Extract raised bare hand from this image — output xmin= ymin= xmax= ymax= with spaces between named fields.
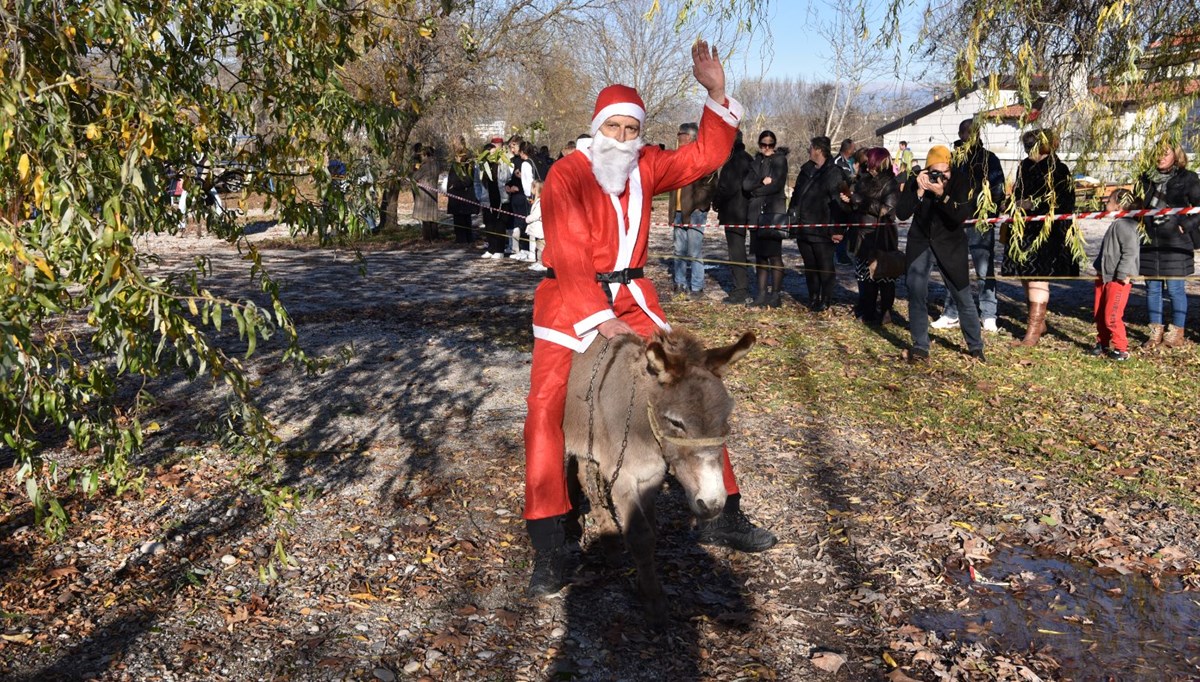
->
xmin=692 ymin=39 xmax=726 ymax=104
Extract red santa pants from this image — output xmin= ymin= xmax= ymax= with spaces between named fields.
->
xmin=523 ymin=313 xmax=740 ymax=521
xmin=1093 ymin=278 xmax=1132 ymax=352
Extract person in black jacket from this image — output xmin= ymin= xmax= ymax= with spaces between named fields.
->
xmin=787 ymin=136 xmax=844 ymax=311
xmin=447 ymin=136 xmax=480 ymax=244
xmin=1139 ymin=141 xmax=1200 ymax=349
xmin=841 ymin=147 xmax=901 ymax=324
xmin=743 ymin=130 xmax=789 ymax=308
xmin=1001 ymin=129 xmax=1078 ymax=346
xmin=896 ymin=145 xmax=985 ymax=362
xmin=714 ymin=131 xmax=754 ymax=304
xmin=931 ymin=119 xmax=1005 ymax=332
xmin=479 ymin=137 xmax=512 ymax=258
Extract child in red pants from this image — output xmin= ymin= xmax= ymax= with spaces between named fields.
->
xmin=1091 ymin=189 xmax=1140 ymax=360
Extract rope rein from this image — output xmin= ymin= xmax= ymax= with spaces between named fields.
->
xmin=645 ymin=403 xmax=727 ymax=448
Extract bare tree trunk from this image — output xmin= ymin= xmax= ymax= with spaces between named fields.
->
xmin=379 ymin=180 xmax=403 ymax=232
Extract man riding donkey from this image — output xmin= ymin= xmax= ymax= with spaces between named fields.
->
xmin=524 ymin=40 xmax=777 ymax=598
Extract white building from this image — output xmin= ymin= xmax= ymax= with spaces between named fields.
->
xmin=876 ymin=78 xmax=1053 ymax=181
xmin=473 ymin=119 xmax=507 ymax=141
xmin=877 ymin=64 xmax=1198 ymax=186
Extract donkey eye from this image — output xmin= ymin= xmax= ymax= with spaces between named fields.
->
xmin=667 ymin=417 xmax=686 ymax=431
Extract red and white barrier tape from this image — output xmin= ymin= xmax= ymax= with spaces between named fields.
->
xmin=418 ymin=181 xmax=1200 ymax=231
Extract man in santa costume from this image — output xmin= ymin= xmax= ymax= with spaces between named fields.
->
xmin=524 ymin=40 xmax=777 ymax=598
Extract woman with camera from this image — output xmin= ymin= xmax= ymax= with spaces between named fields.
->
xmin=743 ymin=130 xmax=789 ymax=308
xmin=896 ymin=145 xmax=985 ymax=362
xmin=1001 ymin=129 xmax=1078 ymax=346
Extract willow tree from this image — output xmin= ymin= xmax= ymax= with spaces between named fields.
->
xmin=905 ymin=1 xmax=1200 ymax=260
xmin=345 ymin=0 xmax=614 ymax=233
xmin=0 ymin=0 xmax=379 ymax=532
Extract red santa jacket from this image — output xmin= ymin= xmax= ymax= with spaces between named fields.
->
xmin=533 ymin=96 xmax=743 ymax=352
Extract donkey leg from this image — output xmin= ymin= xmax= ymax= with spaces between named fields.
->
xmin=617 ymin=483 xmax=667 ymax=626
xmin=564 ymin=456 xmax=584 ymax=545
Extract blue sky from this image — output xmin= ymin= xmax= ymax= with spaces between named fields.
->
xmin=727 ymin=0 xmax=934 ymax=91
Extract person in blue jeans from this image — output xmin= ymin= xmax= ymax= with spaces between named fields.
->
xmin=932 ymin=119 xmax=1005 ymax=333
xmin=896 ymin=145 xmax=985 ymax=363
xmin=670 ymin=122 xmax=717 ymax=299
xmin=1139 ymin=141 xmax=1200 ymax=349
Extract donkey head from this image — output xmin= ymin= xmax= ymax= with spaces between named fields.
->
xmin=644 ymin=329 xmax=756 ymax=520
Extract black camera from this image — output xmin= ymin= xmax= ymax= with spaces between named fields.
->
xmin=926 ymin=169 xmax=947 ymax=183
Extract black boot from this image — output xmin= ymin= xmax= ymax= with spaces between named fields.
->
xmin=526 ymin=516 xmax=571 ymax=598
xmin=697 ymin=494 xmax=777 ymax=553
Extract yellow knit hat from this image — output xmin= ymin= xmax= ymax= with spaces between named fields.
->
xmin=925 ymin=145 xmax=951 ymax=167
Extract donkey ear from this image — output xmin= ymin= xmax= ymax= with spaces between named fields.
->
xmin=704 ymin=331 xmax=756 ymax=376
xmin=646 ymin=342 xmax=682 ymax=383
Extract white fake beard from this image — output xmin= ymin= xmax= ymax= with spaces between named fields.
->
xmin=590 ymin=134 xmax=644 ymax=195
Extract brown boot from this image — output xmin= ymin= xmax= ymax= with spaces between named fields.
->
xmin=1163 ymin=324 xmax=1186 ymax=348
xmin=1011 ymin=301 xmax=1048 ymax=347
xmin=1143 ymin=323 xmax=1165 ymax=350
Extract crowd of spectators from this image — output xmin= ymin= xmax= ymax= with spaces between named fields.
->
xmin=414 ymin=122 xmax=1199 ymax=362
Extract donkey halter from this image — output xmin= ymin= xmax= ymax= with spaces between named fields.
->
xmin=646 ymin=403 xmax=727 ymax=448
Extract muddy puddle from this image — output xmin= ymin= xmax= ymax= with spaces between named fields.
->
xmin=914 ymin=545 xmax=1200 ymax=680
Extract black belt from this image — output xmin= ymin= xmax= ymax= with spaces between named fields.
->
xmin=543 ymin=267 xmax=644 ymax=284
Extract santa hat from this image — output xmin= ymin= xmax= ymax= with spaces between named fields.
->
xmin=590 ymin=85 xmax=646 ymax=137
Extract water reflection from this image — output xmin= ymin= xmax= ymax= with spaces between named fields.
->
xmin=914 ymin=545 xmax=1200 ymax=680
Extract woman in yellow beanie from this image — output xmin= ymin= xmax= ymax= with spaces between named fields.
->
xmin=895 ymin=145 xmax=986 ymax=362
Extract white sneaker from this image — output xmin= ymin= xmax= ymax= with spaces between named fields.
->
xmin=982 ymin=318 xmax=999 ymax=332
xmin=481 ymin=251 xmax=495 ymax=259
xmin=528 ymin=262 xmax=547 ymax=272
xmin=931 ymin=315 xmax=960 ymax=329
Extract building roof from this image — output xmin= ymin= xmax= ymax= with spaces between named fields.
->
xmin=980 ymin=95 xmax=1046 ymax=123
xmin=874 ymin=75 xmax=1048 ymax=137
xmin=1092 ymin=78 xmax=1200 ymax=106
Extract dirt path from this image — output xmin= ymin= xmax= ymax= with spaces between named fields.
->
xmin=1 ymin=219 xmax=1197 ymax=681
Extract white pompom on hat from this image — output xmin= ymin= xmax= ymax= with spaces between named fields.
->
xmin=590 ymin=85 xmax=646 ymax=137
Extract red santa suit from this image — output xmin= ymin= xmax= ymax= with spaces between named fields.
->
xmin=523 ymin=87 xmax=745 ymax=521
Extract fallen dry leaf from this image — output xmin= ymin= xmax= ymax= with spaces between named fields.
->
xmin=810 ymin=651 xmax=846 ymax=673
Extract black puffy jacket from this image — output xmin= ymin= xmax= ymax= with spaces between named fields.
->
xmin=1139 ymin=168 xmax=1200 ymax=278
xmin=742 ymin=150 xmax=789 ymax=221
xmin=713 ymin=142 xmax=753 ymax=228
xmin=788 ymin=159 xmax=843 ymax=242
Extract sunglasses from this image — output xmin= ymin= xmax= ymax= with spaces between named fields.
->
xmin=759 ymin=142 xmax=776 ymax=148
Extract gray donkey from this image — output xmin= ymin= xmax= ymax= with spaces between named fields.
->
xmin=564 ymin=328 xmax=755 ymax=623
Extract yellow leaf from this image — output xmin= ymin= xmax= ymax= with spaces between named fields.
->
xmin=32 ymin=173 xmax=45 ymax=207
xmin=187 ymin=298 xmax=198 ymax=316
xmin=951 ymin=521 xmax=975 ymax=532
xmin=1 ymin=633 xmax=31 ymax=644
xmin=1037 ymin=628 xmax=1066 ymax=635
xmin=882 ymin=651 xmax=898 ymax=668
xmin=17 ymin=153 xmax=29 ymax=181
xmin=348 ymin=592 xmax=377 ymax=601
xmin=33 ymin=257 xmax=53 ymax=280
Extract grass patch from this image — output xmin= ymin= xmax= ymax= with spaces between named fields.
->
xmin=674 ymin=301 xmax=1200 ymax=509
